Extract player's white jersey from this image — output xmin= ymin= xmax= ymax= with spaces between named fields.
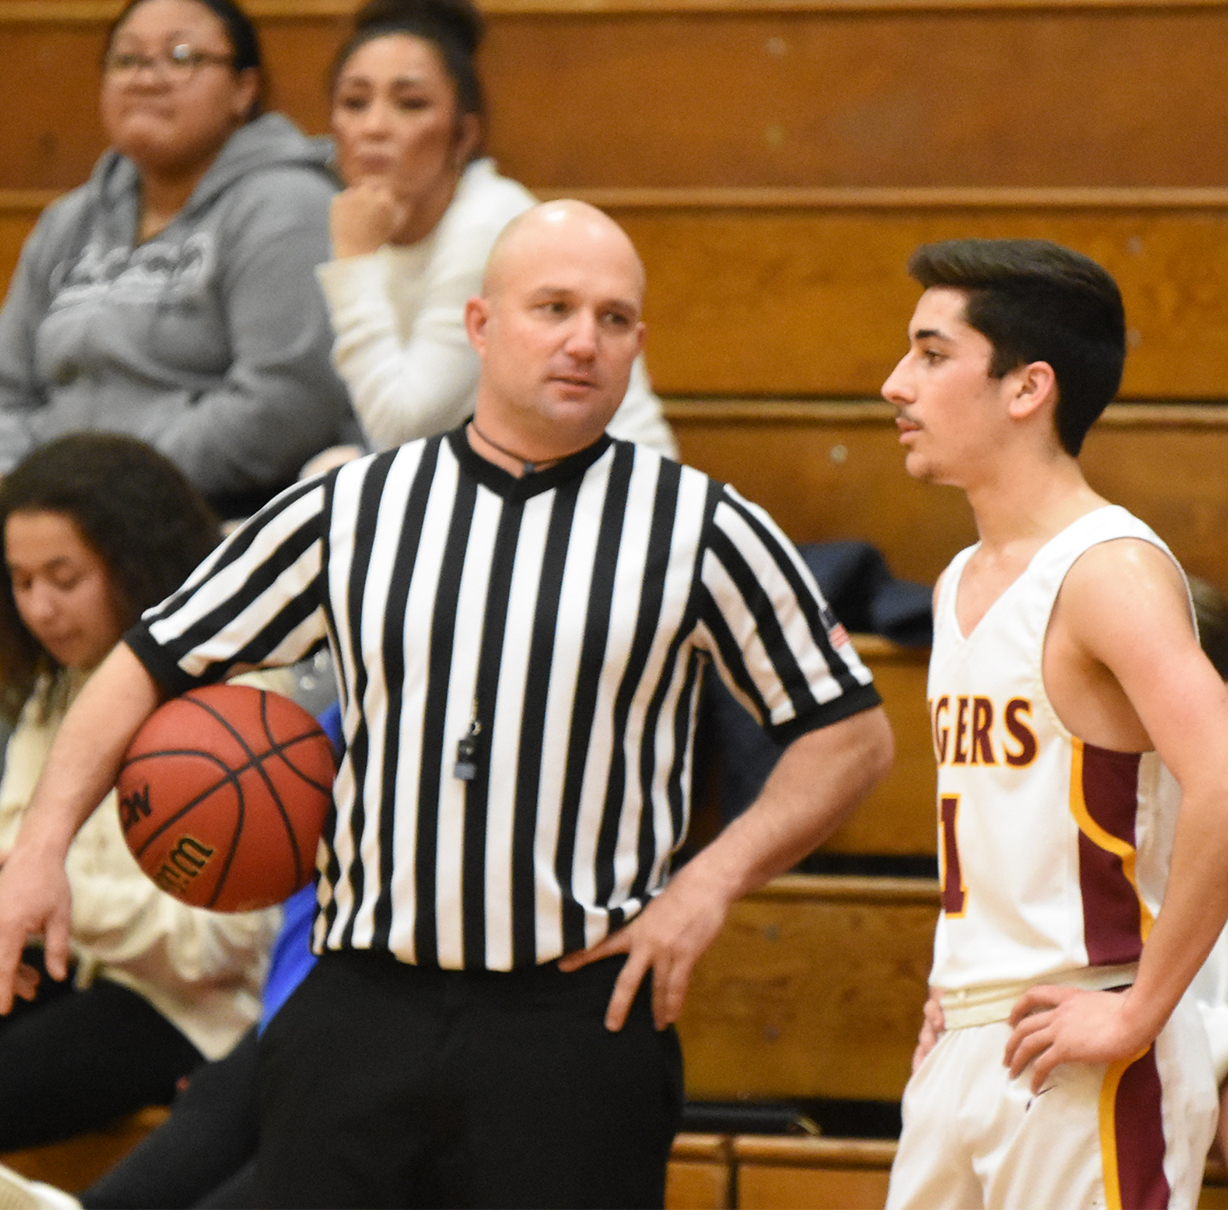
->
xmin=928 ymin=505 xmax=1184 ymax=993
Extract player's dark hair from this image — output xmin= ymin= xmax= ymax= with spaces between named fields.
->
xmin=105 ymin=0 xmax=265 ymax=120
xmin=907 ymin=238 xmax=1126 ymax=456
xmin=330 ymin=0 xmax=486 ymax=122
xmin=0 ymin=434 xmax=221 ymax=723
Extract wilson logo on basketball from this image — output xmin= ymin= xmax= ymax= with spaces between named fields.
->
xmin=154 ymin=835 xmax=217 ymax=898
xmin=119 ymin=784 xmax=153 ymax=834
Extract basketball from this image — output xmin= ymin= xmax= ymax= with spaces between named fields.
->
xmin=116 ymin=684 xmax=337 ymax=912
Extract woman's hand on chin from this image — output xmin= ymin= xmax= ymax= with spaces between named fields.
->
xmin=330 ymin=180 xmax=409 ymax=258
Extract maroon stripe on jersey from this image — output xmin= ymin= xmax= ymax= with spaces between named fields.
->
xmin=1112 ymin=1047 xmax=1170 ymax=1209
xmin=1077 ymin=743 xmax=1145 ymax=966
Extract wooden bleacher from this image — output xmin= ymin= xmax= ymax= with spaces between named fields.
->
xmin=677 ymin=874 xmax=938 ymax=1105
xmin=12 ymin=186 xmax=1228 ymax=402
xmin=2 ymin=1107 xmax=169 ymax=1193
xmin=6 ymin=0 xmax=1228 ymax=195
xmin=667 ymin=399 xmax=1228 ymax=590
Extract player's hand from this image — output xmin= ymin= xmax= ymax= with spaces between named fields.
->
xmin=330 ymin=181 xmax=409 ymax=259
xmin=558 ymin=869 xmax=733 ymax=1032
xmin=1004 ymin=985 xmax=1149 ymax=1092
xmin=912 ymin=989 xmax=945 ymax=1072
xmin=0 ymin=847 xmax=72 ymax=1014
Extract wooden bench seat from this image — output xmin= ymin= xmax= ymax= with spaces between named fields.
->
xmin=12 ymin=186 xmax=1228 ymax=399
xmin=7 ymin=0 xmax=1228 ymax=193
xmin=677 ymin=874 xmax=939 ymax=1104
xmin=1 ymin=1105 xmax=169 ymax=1193
xmin=826 ymin=637 xmax=933 ymax=859
xmin=668 ymin=400 xmax=1228 ymax=592
xmin=667 ymin=1133 xmax=734 ymax=1210
xmin=735 ymin=1136 xmax=896 ymax=1210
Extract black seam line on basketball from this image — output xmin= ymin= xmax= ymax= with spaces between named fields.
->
xmin=206 ymin=776 xmax=245 ymax=910
xmin=259 ymin=691 xmax=302 ymax=889
xmin=124 ymin=730 xmax=327 ymax=863
xmin=124 ymin=727 xmax=329 ymax=889
xmin=260 ymin=731 xmax=336 ymax=794
xmin=128 ymin=748 xmax=255 ymax=860
xmin=122 ymin=729 xmax=333 ymax=797
xmin=130 ymin=745 xmax=246 ymax=912
xmin=182 ymin=693 xmax=330 ymax=860
xmin=185 ymin=693 xmax=306 ymax=808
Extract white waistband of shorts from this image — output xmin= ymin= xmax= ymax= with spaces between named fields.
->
xmin=940 ymin=964 xmax=1139 ymax=1030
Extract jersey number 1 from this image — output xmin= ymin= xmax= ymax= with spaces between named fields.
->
xmin=940 ymin=795 xmax=966 ymax=916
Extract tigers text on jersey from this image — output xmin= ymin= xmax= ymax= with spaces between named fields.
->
xmin=127 ymin=428 xmax=879 ymax=972
xmin=928 ymin=505 xmax=1183 ymax=993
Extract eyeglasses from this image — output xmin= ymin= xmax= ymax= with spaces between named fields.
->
xmin=104 ymin=43 xmax=235 ymax=83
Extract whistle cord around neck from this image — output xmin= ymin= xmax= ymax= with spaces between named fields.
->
xmin=468 ymin=420 xmax=565 ymax=476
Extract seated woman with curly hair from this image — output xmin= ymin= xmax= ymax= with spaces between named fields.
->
xmin=0 ymin=432 xmax=280 ymax=1151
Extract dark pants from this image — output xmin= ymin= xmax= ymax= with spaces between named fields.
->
xmin=81 ymin=1027 xmax=260 ymax=1210
xmin=0 ymin=950 xmax=203 ymax=1150
xmin=256 ymin=951 xmax=684 ymax=1210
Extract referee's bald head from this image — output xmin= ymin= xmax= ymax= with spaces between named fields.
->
xmin=481 ymin=200 xmax=646 ymax=304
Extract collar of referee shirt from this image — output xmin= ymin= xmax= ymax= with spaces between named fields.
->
xmin=452 ymin=426 xmax=613 ymax=498
xmin=467 ymin=418 xmax=569 ymax=476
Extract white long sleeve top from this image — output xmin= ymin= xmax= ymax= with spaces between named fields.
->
xmin=0 ymin=670 xmax=283 ymax=1059
xmin=315 ymin=158 xmax=677 ymax=457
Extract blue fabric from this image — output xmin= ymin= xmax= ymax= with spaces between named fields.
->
xmin=257 ymin=701 xmax=342 ymax=1032
xmin=258 ymin=885 xmax=318 ymax=1034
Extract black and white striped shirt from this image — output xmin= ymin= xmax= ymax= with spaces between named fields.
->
xmin=128 ymin=429 xmax=880 ymax=971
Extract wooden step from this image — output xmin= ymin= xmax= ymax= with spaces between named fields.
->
xmin=1 ymin=1105 xmax=170 ymax=1193
xmin=12 ymin=188 xmax=1228 ymax=400
xmin=826 ymin=637 xmax=933 ymax=858
xmin=734 ymin=1136 xmax=896 ymax=1210
xmin=595 ymin=191 xmax=1228 ymax=399
xmin=667 ymin=1133 xmax=734 ymax=1210
xmin=6 ymin=1 xmax=1228 ymax=191
xmin=667 ymin=400 xmax=1228 ymax=593
xmin=677 ymin=874 xmax=938 ymax=1103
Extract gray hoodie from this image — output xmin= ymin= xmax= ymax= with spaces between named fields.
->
xmin=0 ymin=113 xmax=358 ymax=514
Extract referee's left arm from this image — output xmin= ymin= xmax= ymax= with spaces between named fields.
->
xmin=559 ymin=483 xmax=893 ymax=1030
xmin=559 ymin=703 xmax=892 ymax=1031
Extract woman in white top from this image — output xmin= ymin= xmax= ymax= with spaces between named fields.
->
xmin=0 ymin=433 xmax=279 ymax=1149
xmin=315 ymin=0 xmax=676 ymax=457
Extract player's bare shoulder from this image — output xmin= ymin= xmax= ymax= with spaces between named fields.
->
xmin=1045 ymin=536 xmax=1195 ymax=750
xmin=1054 ymin=536 xmax=1190 ymax=652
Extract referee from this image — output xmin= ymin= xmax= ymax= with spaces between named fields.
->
xmin=0 ymin=201 xmax=893 ymax=1209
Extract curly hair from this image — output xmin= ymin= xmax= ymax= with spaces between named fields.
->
xmin=0 ymin=434 xmax=220 ymax=722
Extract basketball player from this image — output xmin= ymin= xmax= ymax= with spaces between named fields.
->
xmin=881 ymin=238 xmax=1228 ymax=1209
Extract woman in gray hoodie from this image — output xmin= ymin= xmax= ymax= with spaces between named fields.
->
xmin=0 ymin=0 xmax=357 ymax=518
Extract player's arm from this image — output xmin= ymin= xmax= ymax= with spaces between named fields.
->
xmin=1005 ymin=539 xmax=1228 ymax=1088
xmin=560 ymin=704 xmax=893 ymax=1031
xmin=0 ymin=643 xmax=161 ymax=1011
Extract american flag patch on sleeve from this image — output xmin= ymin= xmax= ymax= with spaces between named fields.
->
xmin=819 ymin=602 xmax=852 ymax=648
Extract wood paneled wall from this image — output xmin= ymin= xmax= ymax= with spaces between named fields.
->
xmin=7 ymin=0 xmax=1228 ymax=191
xmin=677 ymin=875 xmax=938 ymax=1102
xmin=8 ymin=187 xmax=1228 ymax=400
xmin=670 ymin=400 xmax=1228 ymax=590
xmin=602 ymin=193 xmax=1228 ymax=399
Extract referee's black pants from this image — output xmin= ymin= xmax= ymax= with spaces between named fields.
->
xmin=255 ymin=950 xmax=684 ymax=1209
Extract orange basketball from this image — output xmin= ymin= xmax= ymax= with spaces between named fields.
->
xmin=116 ymin=684 xmax=336 ymax=912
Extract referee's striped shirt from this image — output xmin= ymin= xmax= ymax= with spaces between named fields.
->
xmin=128 ymin=428 xmax=881 ymax=971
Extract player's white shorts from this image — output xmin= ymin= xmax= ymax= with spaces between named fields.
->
xmin=886 ymin=998 xmax=1217 ymax=1210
